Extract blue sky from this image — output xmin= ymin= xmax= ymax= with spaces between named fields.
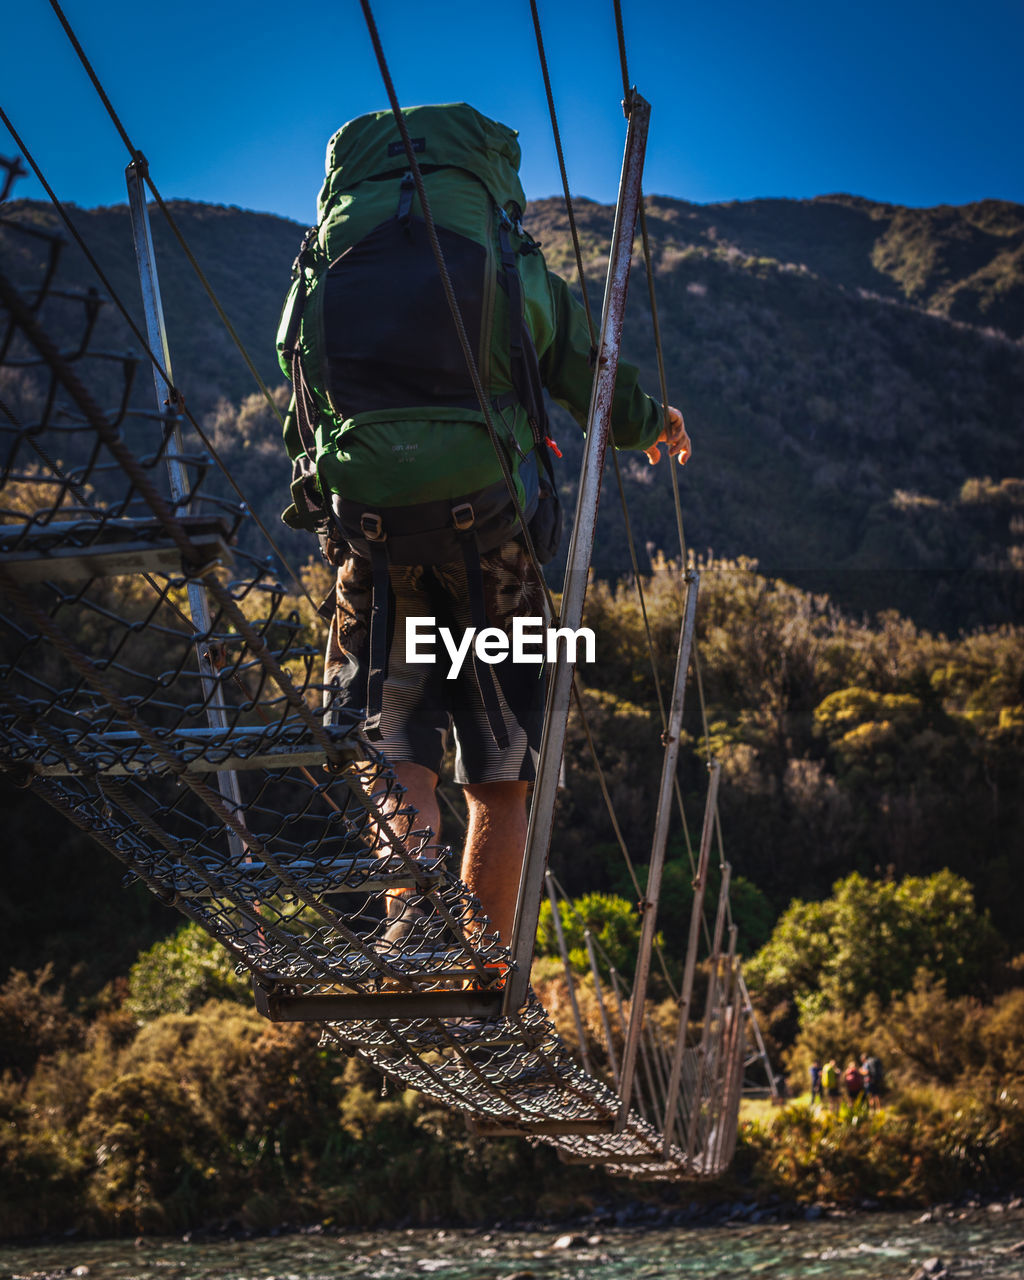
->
xmin=3 ymin=0 xmax=1022 ymax=225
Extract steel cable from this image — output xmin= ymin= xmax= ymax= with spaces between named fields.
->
xmin=0 ymin=104 xmax=316 ymax=611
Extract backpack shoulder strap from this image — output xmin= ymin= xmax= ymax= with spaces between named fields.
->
xmin=496 ymin=208 xmax=549 ymax=446
xmin=453 ymin=507 xmax=510 ymax=751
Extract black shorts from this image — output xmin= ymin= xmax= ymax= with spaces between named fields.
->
xmin=324 ymin=539 xmax=548 ymax=784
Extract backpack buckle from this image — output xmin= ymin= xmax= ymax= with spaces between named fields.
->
xmin=397 ymin=172 xmax=415 ymax=226
xmin=451 ymin=503 xmax=476 ymax=532
xmin=360 ymin=513 xmax=386 ymax=542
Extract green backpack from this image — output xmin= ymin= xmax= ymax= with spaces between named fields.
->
xmin=277 ymin=103 xmax=561 ymax=743
xmin=277 ymin=101 xmax=558 ymax=556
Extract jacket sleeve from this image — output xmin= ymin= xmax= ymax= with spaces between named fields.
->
xmin=538 ymin=269 xmax=662 ymax=453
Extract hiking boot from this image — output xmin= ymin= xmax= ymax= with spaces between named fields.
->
xmin=376 ymin=901 xmax=470 ymax=993
xmin=379 ymin=901 xmax=449 ymax=957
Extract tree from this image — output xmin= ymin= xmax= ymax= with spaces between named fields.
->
xmin=745 ymin=869 xmax=1003 ymax=1028
xmin=536 ymin=892 xmax=645 ymax=980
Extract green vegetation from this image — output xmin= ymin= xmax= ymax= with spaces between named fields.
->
xmin=734 ymin=868 xmax=1024 ymax=1206
xmin=2 ymin=561 xmax=1022 ymax=1235
xmin=0 ymin=964 xmax=607 ymax=1239
xmin=3 ymin=193 xmax=1021 ymax=628
xmin=745 ymin=870 xmax=1003 ymax=1023
xmin=126 ymin=924 xmax=251 ymax=1022
xmin=537 ymin=891 xmax=647 ymax=980
xmin=741 ymin=1083 xmax=1024 ymax=1206
xmin=564 ymin=560 xmax=1024 ymax=946
xmin=2 ymin=189 xmax=1022 ymax=1231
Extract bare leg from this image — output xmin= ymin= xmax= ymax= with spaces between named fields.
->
xmin=460 ymin=780 xmax=529 ymax=946
xmin=382 ymin=760 xmax=440 ymax=921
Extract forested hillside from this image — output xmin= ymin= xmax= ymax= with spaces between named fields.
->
xmin=2 ymin=193 xmax=1021 ymax=628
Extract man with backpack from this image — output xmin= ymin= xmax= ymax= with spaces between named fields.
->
xmin=278 ymin=103 xmax=690 ymax=955
xmin=809 ymin=1058 xmax=823 ymax=1105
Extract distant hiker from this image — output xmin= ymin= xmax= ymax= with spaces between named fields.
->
xmin=809 ymin=1059 xmax=823 ymax=1104
xmin=822 ymin=1058 xmax=840 ymax=1111
xmin=861 ymin=1052 xmax=884 ymax=1110
xmin=278 ymin=103 xmax=690 ymax=951
xmin=843 ymin=1059 xmax=864 ymax=1104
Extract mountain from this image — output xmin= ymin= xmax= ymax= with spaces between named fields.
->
xmin=2 ymin=192 xmax=1022 ymax=628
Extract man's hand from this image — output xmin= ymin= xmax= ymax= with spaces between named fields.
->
xmin=643 ymin=405 xmax=691 ymax=466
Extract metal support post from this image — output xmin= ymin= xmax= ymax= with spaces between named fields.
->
xmin=503 ymin=96 xmax=651 ymax=1015
xmin=711 ymin=947 xmax=745 ymax=1172
xmin=585 ymin=930 xmax=620 ymax=1088
xmin=699 ymin=920 xmax=739 ymax=1167
xmin=544 ymin=871 xmax=592 ymax=1075
xmin=644 ymin=1018 xmax=670 ymax=1130
xmin=607 ymin=970 xmax=643 ymax=1121
xmin=738 ymin=971 xmax=782 ymax=1102
xmin=659 ymin=760 xmax=721 ymax=1156
xmin=125 ymin=159 xmax=246 ymax=860
xmin=617 ymin=569 xmax=700 ymax=1113
xmin=684 ymin=860 xmax=731 ymax=1158
xmin=611 ymin=968 xmax=656 ymax=1126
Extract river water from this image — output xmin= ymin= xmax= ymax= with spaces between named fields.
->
xmin=4 ymin=1205 xmax=1024 ymax=1280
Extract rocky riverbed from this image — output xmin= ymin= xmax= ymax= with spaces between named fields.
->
xmin=4 ymin=1197 xmax=1024 ymax=1279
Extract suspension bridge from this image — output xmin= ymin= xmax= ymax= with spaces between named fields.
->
xmin=0 ymin=0 xmax=778 ymax=1183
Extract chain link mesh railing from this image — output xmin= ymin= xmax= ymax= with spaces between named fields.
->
xmin=1 ymin=155 xmax=754 ymax=1178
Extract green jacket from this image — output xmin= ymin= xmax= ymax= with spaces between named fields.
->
xmin=535 ymin=268 xmax=662 ymax=452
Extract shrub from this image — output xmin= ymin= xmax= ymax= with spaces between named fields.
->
xmin=0 ymin=965 xmax=83 ymax=1078
xmin=126 ymin=923 xmax=250 ymax=1021
xmin=79 ymin=1064 xmax=214 ymax=1233
xmin=741 ymin=1080 xmax=1024 ymax=1205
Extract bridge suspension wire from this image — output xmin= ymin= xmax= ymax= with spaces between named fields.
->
xmin=529 ymin=5 xmax=706 ymax=928
xmin=617 ymin=567 xmax=699 ymax=1115
xmin=528 ymin=0 xmax=702 ymax=989
xmin=529 ymin=0 xmax=727 ymax=1045
xmin=505 ymin=92 xmax=653 ymax=1014
xmin=603 ymin=0 xmax=779 ymax=1103
xmin=527 ymin=1 xmax=683 ymax=939
xmin=45 ymin=1 xmax=285 ymax=432
xmin=349 ymin=2 xmax=675 ymax=1031
xmin=0 ymin=104 xmax=315 ymax=612
xmin=350 ymin=1 xmax=672 ymax=1029
xmin=544 ymin=869 xmax=594 ymax=1077
xmin=607 ymin=0 xmax=700 ymax=862
xmin=527 ymin=0 xmax=599 ymax=346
